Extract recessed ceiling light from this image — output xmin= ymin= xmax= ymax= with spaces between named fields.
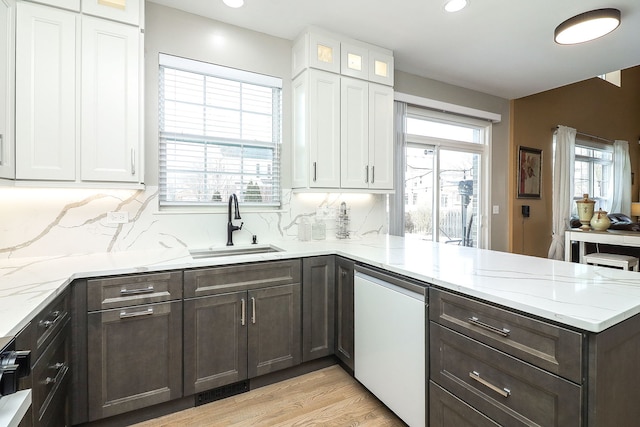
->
xmin=554 ymin=8 xmax=621 ymax=44
xmin=223 ymin=0 xmax=244 ymax=8
xmin=444 ymin=0 xmax=468 ymax=13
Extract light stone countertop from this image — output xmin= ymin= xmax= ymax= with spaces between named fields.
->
xmin=2 ymin=235 xmax=640 ymax=341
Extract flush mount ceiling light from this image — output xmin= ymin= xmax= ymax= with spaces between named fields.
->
xmin=223 ymin=0 xmax=244 ymax=8
xmin=554 ymin=8 xmax=621 ymax=44
xmin=444 ymin=0 xmax=468 ymax=13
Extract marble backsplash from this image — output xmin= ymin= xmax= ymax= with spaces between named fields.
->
xmin=0 ymin=186 xmax=387 ymax=259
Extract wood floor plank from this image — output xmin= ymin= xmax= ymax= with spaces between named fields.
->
xmin=132 ymin=365 xmax=407 ymax=426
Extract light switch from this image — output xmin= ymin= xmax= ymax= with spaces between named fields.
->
xmin=492 ymin=205 xmax=499 ymax=214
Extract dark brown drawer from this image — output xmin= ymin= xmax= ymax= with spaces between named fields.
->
xmin=431 ymin=323 xmax=582 ymax=427
xmin=184 ymin=260 xmax=301 ymax=298
xmin=32 ymin=320 xmax=71 ymax=426
xmin=429 ymin=288 xmax=582 ymax=383
xmin=87 ymin=271 xmax=183 ymax=311
xmin=26 ymin=289 xmax=71 ymax=364
xmin=430 ymin=381 xmax=500 ymax=427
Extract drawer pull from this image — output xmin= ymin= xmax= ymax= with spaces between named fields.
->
xmin=251 ymin=297 xmax=256 ymax=324
xmin=39 ymin=311 xmax=62 ymax=329
xmin=241 ymin=298 xmax=246 ymax=326
xmin=44 ymin=376 xmax=57 ymax=385
xmin=469 ymin=371 xmax=511 ymax=398
xmin=120 ymin=308 xmax=154 ymax=319
xmin=120 ymin=285 xmax=155 ymax=296
xmin=468 ymin=316 xmax=511 ymax=337
xmin=51 ymin=362 xmax=65 ymax=370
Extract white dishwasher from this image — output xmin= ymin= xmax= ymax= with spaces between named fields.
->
xmin=354 ymin=267 xmax=426 ymax=427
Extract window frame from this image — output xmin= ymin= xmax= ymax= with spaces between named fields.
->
xmin=572 ymin=139 xmax=613 ymax=211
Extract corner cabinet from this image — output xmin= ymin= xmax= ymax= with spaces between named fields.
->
xmin=13 ymin=0 xmax=142 ymax=184
xmin=291 ymin=28 xmax=394 ymax=192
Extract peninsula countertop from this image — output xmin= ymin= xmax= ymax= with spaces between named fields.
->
xmin=2 ymin=235 xmax=640 ymax=341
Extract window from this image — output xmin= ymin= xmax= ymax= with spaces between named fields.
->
xmin=573 ymin=140 xmax=613 ymax=210
xmin=401 ymin=107 xmax=489 ymax=248
xmin=158 ymin=54 xmax=282 ymax=207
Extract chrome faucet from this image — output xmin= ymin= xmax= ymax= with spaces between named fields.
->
xmin=227 ymin=194 xmax=243 ymax=246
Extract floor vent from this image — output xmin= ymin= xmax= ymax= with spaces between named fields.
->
xmin=195 ymin=380 xmax=249 ymax=406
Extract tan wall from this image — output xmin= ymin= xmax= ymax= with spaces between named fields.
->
xmin=510 ymin=66 xmax=640 ymax=257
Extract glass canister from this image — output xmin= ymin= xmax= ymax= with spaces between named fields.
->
xmin=312 ymin=218 xmax=326 ymax=240
xmin=298 ymin=217 xmax=311 ymax=241
xmin=576 ymin=194 xmax=595 ymax=231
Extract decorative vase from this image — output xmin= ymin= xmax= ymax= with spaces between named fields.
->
xmin=576 ymin=194 xmax=595 ymax=231
xmin=590 ymin=209 xmax=611 ymax=231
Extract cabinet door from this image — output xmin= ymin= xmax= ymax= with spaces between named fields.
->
xmin=87 ymin=301 xmax=182 ymax=421
xmin=82 ymin=0 xmax=140 ymax=26
xmin=302 ymin=256 xmax=335 ymax=362
xmin=340 ymin=77 xmax=369 ymax=189
xmin=368 ymin=83 xmax=394 ymax=190
xmin=15 ymin=2 xmax=76 ymax=181
xmin=81 ymin=16 xmax=140 ymax=182
xmin=309 ymin=69 xmax=340 ymax=188
xmin=184 ymin=292 xmax=248 ymax=395
xmin=335 ymin=257 xmax=354 ymax=370
xmin=340 ymin=42 xmax=368 ymax=80
xmin=368 ymin=50 xmax=394 ymax=86
xmin=0 ymin=0 xmax=14 ymax=179
xmin=308 ymin=32 xmax=340 ymax=74
xmin=248 ymin=284 xmax=301 ymax=378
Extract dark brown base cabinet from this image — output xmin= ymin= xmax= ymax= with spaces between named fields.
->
xmin=17 ymin=288 xmax=72 ymax=427
xmin=334 ymin=257 xmax=354 ymax=371
xmin=302 ymin=256 xmax=335 ymax=362
xmin=183 ymin=260 xmax=302 ymax=395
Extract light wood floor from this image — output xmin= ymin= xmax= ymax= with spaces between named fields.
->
xmin=132 ymin=365 xmax=407 ymax=426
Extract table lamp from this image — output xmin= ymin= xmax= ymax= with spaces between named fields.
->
xmin=632 ymin=202 xmax=640 ymax=222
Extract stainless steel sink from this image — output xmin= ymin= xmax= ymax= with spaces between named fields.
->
xmin=189 ymin=245 xmax=283 ymax=259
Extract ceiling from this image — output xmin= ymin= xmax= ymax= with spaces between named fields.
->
xmin=148 ymin=0 xmax=640 ymax=99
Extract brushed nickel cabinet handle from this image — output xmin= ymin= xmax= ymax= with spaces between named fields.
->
xmin=313 ymin=162 xmax=317 ymax=182
xmin=251 ymin=297 xmax=256 ymax=324
xmin=131 ymin=148 xmax=136 ymax=175
xmin=120 ymin=285 xmax=154 ymax=296
xmin=469 ymin=371 xmax=511 ymax=398
xmin=241 ymin=298 xmax=246 ymax=326
xmin=468 ymin=316 xmax=511 ymax=337
xmin=365 ymin=165 xmax=369 ymax=183
xmin=39 ymin=311 xmax=62 ymax=329
xmin=371 ymin=166 xmax=375 ymax=184
xmin=119 ymin=307 xmax=153 ymax=319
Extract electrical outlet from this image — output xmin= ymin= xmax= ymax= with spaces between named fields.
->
xmin=107 ymin=211 xmax=129 ymax=224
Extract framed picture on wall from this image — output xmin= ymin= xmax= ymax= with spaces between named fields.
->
xmin=517 ymin=146 xmax=542 ymax=199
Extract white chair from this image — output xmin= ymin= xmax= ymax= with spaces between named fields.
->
xmin=584 ymin=253 xmax=639 ymax=271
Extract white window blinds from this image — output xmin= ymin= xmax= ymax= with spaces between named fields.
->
xmin=159 ymin=54 xmax=282 ymax=207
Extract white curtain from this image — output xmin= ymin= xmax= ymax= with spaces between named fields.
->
xmin=389 ymin=101 xmax=407 ymax=236
xmin=548 ymin=125 xmax=576 ymax=260
xmin=609 ymin=140 xmax=631 ymax=215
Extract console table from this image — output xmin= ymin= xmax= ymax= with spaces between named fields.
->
xmin=564 ymin=229 xmax=640 ymax=263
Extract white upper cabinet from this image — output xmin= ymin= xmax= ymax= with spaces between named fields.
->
xmin=0 ymin=0 xmax=15 ymax=179
xmin=292 ymin=27 xmax=395 ymax=192
xmin=15 ymin=1 xmax=77 ymax=180
xmin=292 ymin=69 xmax=341 ymax=189
xmin=30 ymin=0 xmax=80 ymax=12
xmin=340 ymin=42 xmax=368 ymax=81
xmin=292 ymin=30 xmax=341 ymax=77
xmin=340 ymin=78 xmax=394 ymax=190
xmin=81 ymin=16 xmax=139 ymax=182
xmin=82 ymin=0 xmax=140 ymax=26
xmin=368 ymin=50 xmax=394 ymax=86
xmin=12 ymin=0 xmax=143 ymax=186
